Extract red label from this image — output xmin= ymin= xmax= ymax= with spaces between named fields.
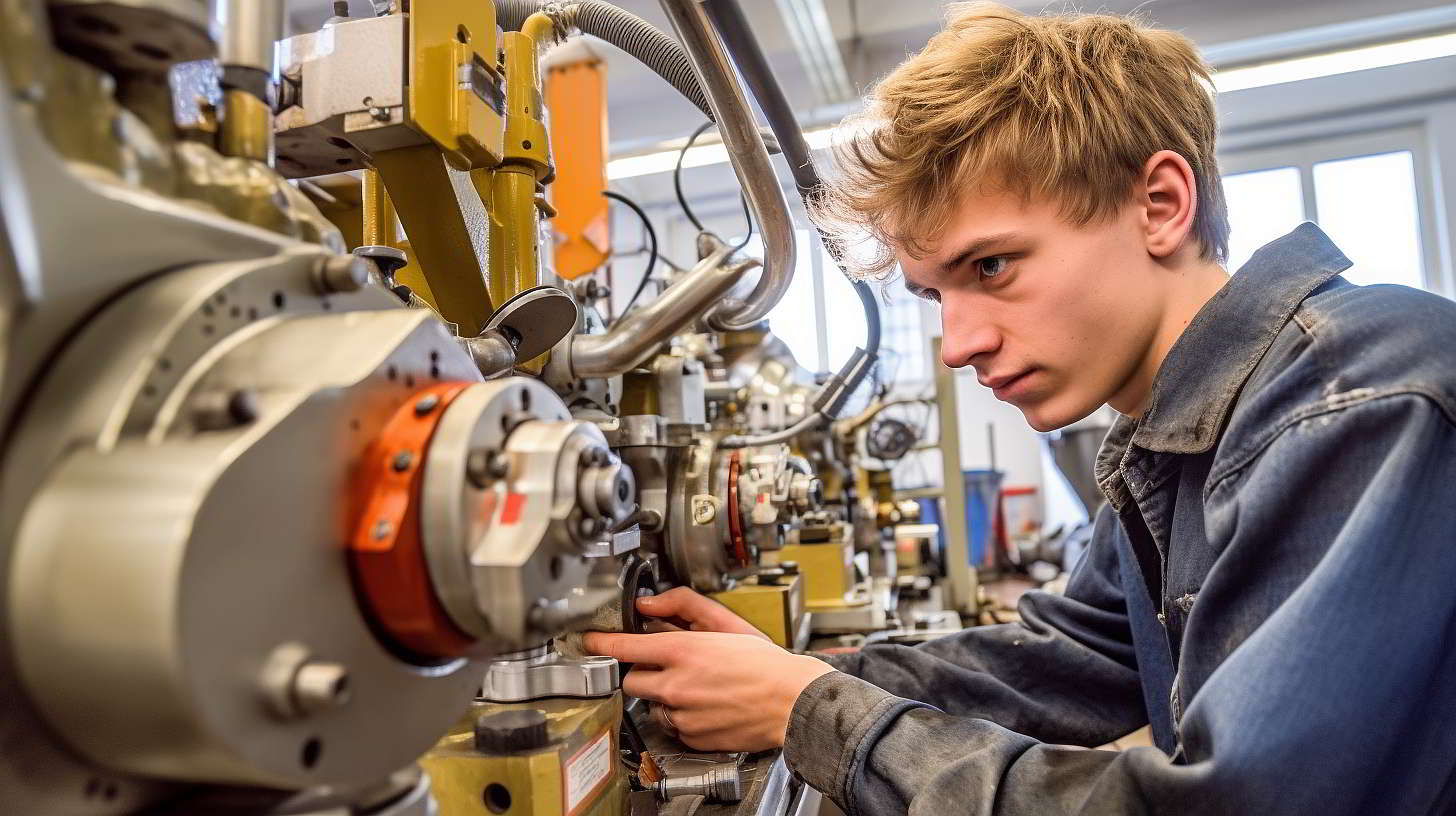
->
xmin=500 ymin=492 xmax=526 ymax=525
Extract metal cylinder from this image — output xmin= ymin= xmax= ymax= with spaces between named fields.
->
xmin=213 ymin=0 xmax=283 ymax=75
xmin=657 ymin=767 xmax=743 ymax=803
xmin=569 ymin=238 xmax=754 ymax=378
xmin=489 ymin=168 xmax=542 ymax=308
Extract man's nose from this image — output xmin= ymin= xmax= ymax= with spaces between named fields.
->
xmin=939 ymin=297 xmax=1000 ymax=370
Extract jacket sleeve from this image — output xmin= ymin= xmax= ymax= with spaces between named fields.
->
xmin=822 ymin=503 xmax=1146 ymax=747
xmin=785 ymin=393 xmax=1456 ymax=816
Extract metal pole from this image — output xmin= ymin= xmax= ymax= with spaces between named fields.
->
xmin=933 ymin=337 xmax=977 ymax=616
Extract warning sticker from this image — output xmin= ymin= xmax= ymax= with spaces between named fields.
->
xmin=563 ymin=729 xmax=613 ymax=815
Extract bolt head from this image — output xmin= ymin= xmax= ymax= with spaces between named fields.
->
xmin=488 ymin=453 xmax=511 ymax=479
xmin=414 ymin=394 xmax=440 ymax=415
xmin=292 ymin=661 xmax=351 ymax=714
xmin=466 ymin=449 xmax=492 ymax=488
xmin=391 ymin=450 xmax=413 ymax=472
xmin=315 ymin=255 xmax=370 ymax=294
xmin=372 ymin=518 xmax=393 ymax=540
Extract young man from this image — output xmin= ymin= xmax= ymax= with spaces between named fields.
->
xmin=588 ymin=3 xmax=1456 ymax=813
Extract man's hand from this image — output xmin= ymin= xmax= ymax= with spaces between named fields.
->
xmin=635 ymin=587 xmax=770 ymax=640
xmin=584 ymin=629 xmax=834 ymax=752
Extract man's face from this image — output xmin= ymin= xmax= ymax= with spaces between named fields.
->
xmin=899 ymin=186 xmax=1169 ymax=431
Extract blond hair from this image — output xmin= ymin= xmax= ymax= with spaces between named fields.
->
xmin=816 ymin=2 xmax=1228 ymax=276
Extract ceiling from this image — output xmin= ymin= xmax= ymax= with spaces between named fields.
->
xmin=283 ymin=0 xmax=1456 ymax=217
xmin=285 ymin=0 xmax=1454 ymax=156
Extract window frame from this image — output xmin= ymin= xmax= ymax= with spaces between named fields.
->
xmin=1220 ymin=124 xmax=1445 ymax=295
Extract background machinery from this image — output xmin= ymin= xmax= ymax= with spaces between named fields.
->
xmin=0 ymin=1 xmax=933 ymax=813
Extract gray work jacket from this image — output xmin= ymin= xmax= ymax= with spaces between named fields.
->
xmin=783 ymin=223 xmax=1456 ymax=815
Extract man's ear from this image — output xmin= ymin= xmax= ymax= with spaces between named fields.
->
xmin=1139 ymin=150 xmax=1198 ymax=259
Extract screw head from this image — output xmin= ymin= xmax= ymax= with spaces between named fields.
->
xmin=372 ymin=518 xmax=393 ymax=540
xmin=391 ymin=450 xmax=413 ymax=472
xmin=414 ymin=394 xmax=440 ymax=415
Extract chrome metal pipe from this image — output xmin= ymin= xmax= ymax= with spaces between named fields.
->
xmin=570 ymin=239 xmax=753 ymax=378
xmin=657 ymin=0 xmax=796 ymax=331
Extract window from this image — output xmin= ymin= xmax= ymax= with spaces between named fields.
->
xmin=751 ymin=230 xmax=821 ymax=369
xmin=1312 ymin=151 xmax=1425 ymax=289
xmin=1220 ymin=127 xmax=1440 ymax=291
xmin=748 ymin=231 xmax=929 ymax=387
xmin=1223 ymin=166 xmax=1304 ymax=273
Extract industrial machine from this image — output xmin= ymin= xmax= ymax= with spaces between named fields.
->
xmin=0 ymin=0 xmax=928 ymax=813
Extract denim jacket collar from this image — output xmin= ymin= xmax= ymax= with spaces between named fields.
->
xmin=1095 ymin=223 xmax=1352 ymax=508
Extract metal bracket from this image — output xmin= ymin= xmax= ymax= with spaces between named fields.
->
xmin=481 ymin=646 xmax=618 ymax=702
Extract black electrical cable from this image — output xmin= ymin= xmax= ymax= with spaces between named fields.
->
xmin=603 ymin=190 xmax=659 ymax=323
xmin=675 ymin=122 xmax=756 ymax=250
xmin=733 ymin=193 xmax=754 ymax=252
xmin=674 ymin=121 xmax=713 ymax=233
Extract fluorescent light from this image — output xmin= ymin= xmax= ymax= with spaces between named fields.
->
xmin=1214 ymin=30 xmax=1456 ymax=93
xmin=606 ymin=31 xmax=1456 ymax=179
xmin=607 ymin=125 xmax=837 ymax=180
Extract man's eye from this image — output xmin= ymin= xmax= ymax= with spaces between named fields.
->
xmin=978 ymin=256 xmax=1009 ymax=279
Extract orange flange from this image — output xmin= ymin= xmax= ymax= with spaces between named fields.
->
xmin=349 ymin=382 xmax=475 ymax=660
xmin=726 ymin=451 xmax=749 ymax=567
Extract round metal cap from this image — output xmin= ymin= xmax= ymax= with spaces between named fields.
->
xmin=484 ymin=286 xmax=578 ymax=362
xmin=473 ymin=708 xmax=549 ymax=754
xmin=354 ymin=245 xmax=409 ymax=276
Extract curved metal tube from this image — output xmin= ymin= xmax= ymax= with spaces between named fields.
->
xmin=657 ymin=0 xmax=795 ymax=331
xmin=570 ymin=240 xmax=754 ymax=378
xmin=718 ymin=411 xmax=825 ymax=450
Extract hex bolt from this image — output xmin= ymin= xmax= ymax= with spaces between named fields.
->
xmin=291 ymin=661 xmax=352 ymax=714
xmin=313 ymin=255 xmax=370 ymax=294
xmin=391 ymin=450 xmax=413 ymax=472
xmin=414 ymin=394 xmax=440 ymax=415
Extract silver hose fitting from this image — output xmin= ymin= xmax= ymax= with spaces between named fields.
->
xmin=656 ymin=767 xmax=743 ymax=803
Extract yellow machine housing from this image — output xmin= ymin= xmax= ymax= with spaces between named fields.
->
xmin=422 ymin=694 xmax=626 ymax=816
xmin=710 ymin=573 xmax=805 ymax=648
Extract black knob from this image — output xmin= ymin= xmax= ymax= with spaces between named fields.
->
xmin=474 ymin=709 xmax=549 ymax=754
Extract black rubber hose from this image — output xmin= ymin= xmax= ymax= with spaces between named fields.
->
xmin=702 ymin=0 xmax=881 ymax=360
xmin=603 ymin=190 xmax=659 ymax=322
xmin=496 ymin=0 xmax=715 ymax=122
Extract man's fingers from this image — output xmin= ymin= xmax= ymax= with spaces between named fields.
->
xmin=643 ymin=619 xmax=685 ymax=634
xmin=635 ymin=587 xmax=704 ymax=618
xmin=638 ymin=588 xmax=747 ymax=632
xmin=622 ymin=667 xmax=666 ymax=701
xmin=583 ymin=631 xmax=682 ymax=665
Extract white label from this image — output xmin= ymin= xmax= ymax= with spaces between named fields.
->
xmin=564 ymin=729 xmax=612 ymax=815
